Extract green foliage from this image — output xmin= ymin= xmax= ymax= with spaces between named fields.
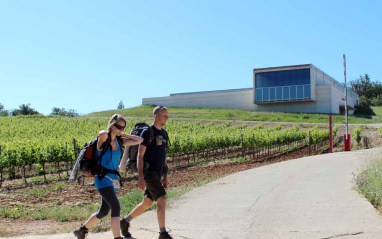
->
xmin=0 ymin=206 xmax=28 ymax=219
xmin=50 ymin=107 xmax=79 ymax=117
xmin=119 ymin=189 xmax=144 ymax=216
xmin=86 ymin=105 xmax=382 ymax=124
xmin=333 ymin=126 xmax=338 ymax=137
xmin=371 ymin=95 xmax=382 ymax=106
xmin=371 ymin=106 xmax=382 ymax=116
xmin=0 ymin=103 xmax=8 ymax=117
xmin=354 ymin=105 xmax=376 ymax=116
xmin=11 ymin=104 xmax=40 ymax=116
xmin=117 ymin=100 xmax=125 ymax=110
xmin=0 ymin=115 xmax=333 ymax=177
xmin=350 ymin=74 xmax=382 ymax=106
xmin=352 ymin=126 xmax=363 ymax=145
xmin=355 ymin=153 xmax=382 ymax=211
xmin=235 ymin=157 xmax=249 ymax=163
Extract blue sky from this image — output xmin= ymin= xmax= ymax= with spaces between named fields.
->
xmin=1 ymin=0 xmax=381 ymax=115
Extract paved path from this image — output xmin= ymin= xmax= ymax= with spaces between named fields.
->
xmin=3 ymin=148 xmax=382 ymax=239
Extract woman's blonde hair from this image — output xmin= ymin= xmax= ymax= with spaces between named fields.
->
xmin=107 ymin=114 xmax=126 ymax=132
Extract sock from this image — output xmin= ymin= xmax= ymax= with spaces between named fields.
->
xmin=160 ymin=227 xmax=166 ymax=233
xmin=123 ymin=215 xmax=133 ymax=222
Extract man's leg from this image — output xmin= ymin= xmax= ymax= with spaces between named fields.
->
xmin=126 ymin=197 xmax=153 ymax=219
xmin=157 ymin=195 xmax=173 ymax=238
xmin=121 ymin=197 xmax=153 ymax=237
xmin=156 ymin=195 xmax=167 ymax=230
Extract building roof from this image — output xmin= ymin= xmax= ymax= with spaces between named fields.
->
xmin=170 ymin=88 xmax=252 ymax=96
xmin=254 ymin=64 xmax=311 ymax=72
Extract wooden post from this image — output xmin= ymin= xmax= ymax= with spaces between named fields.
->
xmin=0 ymin=145 xmax=2 ymax=188
xmin=66 ymin=142 xmax=69 ymax=176
xmin=73 ymin=138 xmax=81 ymax=185
xmin=73 ymin=138 xmax=78 ymax=161
xmin=241 ymin=134 xmax=244 ymax=158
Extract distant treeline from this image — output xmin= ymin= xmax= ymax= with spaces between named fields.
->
xmin=350 ymin=74 xmax=382 ymax=106
xmin=0 ymin=103 xmax=79 ymax=117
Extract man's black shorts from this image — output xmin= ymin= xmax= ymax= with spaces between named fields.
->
xmin=144 ymin=171 xmax=166 ymax=201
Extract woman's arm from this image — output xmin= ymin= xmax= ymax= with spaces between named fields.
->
xmin=97 ymin=130 xmax=108 ymax=151
xmin=121 ymin=134 xmax=143 ymax=146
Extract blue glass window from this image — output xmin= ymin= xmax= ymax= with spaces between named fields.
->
xmin=290 ymin=86 xmax=297 ymax=99
xmin=263 ymin=88 xmax=269 ymax=101
xmin=270 ymin=88 xmax=276 ymax=101
xmin=256 ymin=69 xmax=310 ymax=88
xmin=297 ymin=85 xmax=304 ymax=99
xmin=276 ymin=87 xmax=282 ymax=100
xmin=304 ymin=85 xmax=311 ymax=99
xmin=256 ymin=89 xmax=263 ymax=101
xmin=283 ymin=86 xmax=289 ymax=100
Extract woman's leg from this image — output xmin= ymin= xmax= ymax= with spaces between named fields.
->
xmin=98 ymin=186 xmax=121 ymax=238
xmin=74 ymin=195 xmax=109 ymax=239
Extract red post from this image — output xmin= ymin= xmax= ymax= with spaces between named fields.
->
xmin=329 ymin=115 xmax=333 ymax=153
xmin=344 ymin=134 xmax=351 ymax=151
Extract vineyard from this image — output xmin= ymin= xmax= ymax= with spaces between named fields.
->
xmin=0 ymin=115 xmax=336 ymax=187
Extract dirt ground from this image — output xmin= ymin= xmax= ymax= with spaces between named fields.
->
xmin=1 ymin=124 xmax=381 ymax=237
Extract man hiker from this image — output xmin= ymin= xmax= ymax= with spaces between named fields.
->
xmin=120 ymin=105 xmax=173 ymax=239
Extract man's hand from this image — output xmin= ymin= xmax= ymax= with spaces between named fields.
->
xmin=162 ymin=179 xmax=168 ymax=189
xmin=138 ymin=176 xmax=146 ymax=190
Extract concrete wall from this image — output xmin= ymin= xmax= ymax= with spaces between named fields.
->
xmin=142 ymin=88 xmax=255 ymax=110
xmin=142 ymin=85 xmax=343 ymax=114
xmin=142 ymin=64 xmax=359 ymax=114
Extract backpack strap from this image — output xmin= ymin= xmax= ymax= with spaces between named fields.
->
xmin=148 ymin=125 xmax=155 ymax=144
xmin=99 ymin=133 xmax=111 ymax=158
xmin=163 ymin=129 xmax=170 ymax=147
xmin=147 ymin=125 xmax=170 ymax=147
xmin=95 ymin=132 xmax=112 ymax=174
xmin=98 ymin=168 xmax=123 ymax=186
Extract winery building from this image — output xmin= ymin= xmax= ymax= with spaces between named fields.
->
xmin=142 ymin=64 xmax=359 ymax=114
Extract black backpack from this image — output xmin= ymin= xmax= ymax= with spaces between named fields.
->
xmin=126 ymin=123 xmax=155 ymax=171
xmin=69 ymin=134 xmax=123 ymax=182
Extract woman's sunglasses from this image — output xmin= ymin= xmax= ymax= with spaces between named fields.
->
xmin=114 ymin=124 xmax=125 ymax=130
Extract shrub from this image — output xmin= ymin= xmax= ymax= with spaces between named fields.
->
xmin=352 ymin=126 xmax=363 ymax=145
xmin=355 ymin=151 xmax=382 ymax=211
xmin=354 ymin=105 xmax=376 ymax=116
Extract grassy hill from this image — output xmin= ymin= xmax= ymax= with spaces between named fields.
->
xmin=86 ymin=105 xmax=382 ymax=124
xmin=371 ymin=106 xmax=382 ymax=116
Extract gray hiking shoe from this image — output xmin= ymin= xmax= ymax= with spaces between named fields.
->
xmin=159 ymin=231 xmax=173 ymax=239
xmin=73 ymin=226 xmax=88 ymax=239
xmin=120 ymin=219 xmax=132 ymax=238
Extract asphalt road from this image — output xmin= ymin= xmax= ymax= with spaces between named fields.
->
xmin=3 ymin=148 xmax=382 ymax=239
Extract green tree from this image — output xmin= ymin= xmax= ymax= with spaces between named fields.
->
xmin=66 ymin=109 xmax=79 ymax=117
xmin=0 ymin=103 xmax=8 ymax=116
xmin=118 ymin=100 xmax=124 ymax=109
xmin=350 ymin=74 xmax=382 ymax=106
xmin=51 ymin=107 xmax=66 ymax=116
xmin=359 ymin=95 xmax=371 ymax=106
xmin=371 ymin=95 xmax=382 ymax=106
xmin=50 ymin=107 xmax=79 ymax=117
xmin=11 ymin=104 xmax=40 ymax=116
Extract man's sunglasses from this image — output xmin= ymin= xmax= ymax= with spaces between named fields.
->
xmin=115 ymin=124 xmax=125 ymax=130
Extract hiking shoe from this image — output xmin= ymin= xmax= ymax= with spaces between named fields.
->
xmin=73 ymin=226 xmax=88 ymax=239
xmin=159 ymin=231 xmax=173 ymax=239
xmin=120 ymin=219 xmax=131 ymax=237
